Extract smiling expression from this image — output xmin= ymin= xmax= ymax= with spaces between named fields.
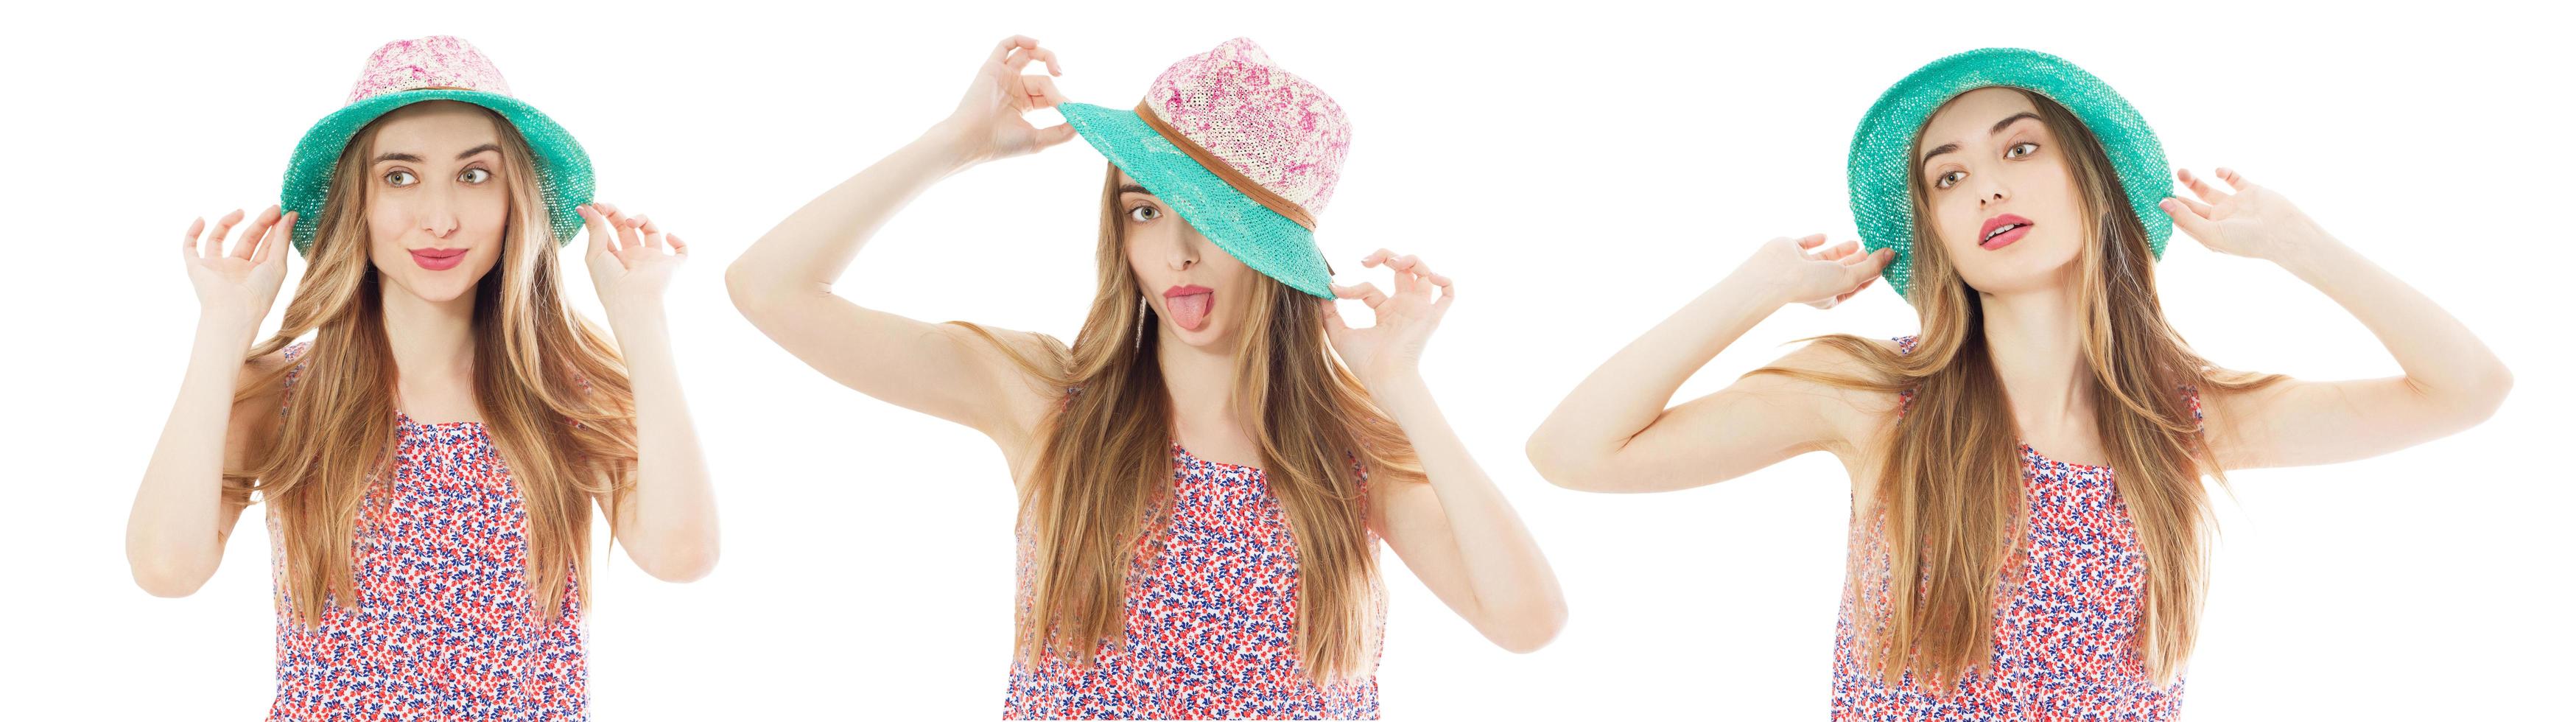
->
xmin=362 ymin=101 xmax=513 ymax=304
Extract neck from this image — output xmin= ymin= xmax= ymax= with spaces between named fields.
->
xmin=380 ymin=278 xmax=479 ymax=390
xmin=1976 ymin=281 xmax=2093 ymax=424
xmin=1155 ymin=326 xmax=1240 ymax=431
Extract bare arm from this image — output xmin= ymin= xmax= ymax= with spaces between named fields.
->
xmin=1526 ymin=235 xmax=1893 ymax=493
xmin=726 ymin=36 xmax=1075 ymax=444
xmin=578 ymin=204 xmax=720 ymax=583
xmin=1328 ymin=251 xmax=1565 ymax=653
xmin=127 ymin=207 xmax=292 ymax=597
xmin=2163 ymin=168 xmax=2513 ymax=470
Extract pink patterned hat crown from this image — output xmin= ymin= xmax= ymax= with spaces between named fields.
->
xmin=345 ymin=35 xmax=513 ymax=104
xmin=1140 ymin=38 xmax=1350 ymax=222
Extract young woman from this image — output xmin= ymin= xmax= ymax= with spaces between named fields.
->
xmin=729 ymin=36 xmax=1565 ymax=718
xmin=1526 ymin=49 xmax=2510 ymax=718
xmin=123 ymin=37 xmax=718 ymax=718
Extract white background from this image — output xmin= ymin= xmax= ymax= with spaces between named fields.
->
xmin=3 ymin=1 xmax=2567 ymax=719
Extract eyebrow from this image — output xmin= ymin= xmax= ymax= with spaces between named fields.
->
xmin=1918 ymin=111 xmax=2046 ymax=167
xmin=371 ymin=144 xmax=503 ymax=165
xmin=1117 ymin=183 xmax=1154 ymax=197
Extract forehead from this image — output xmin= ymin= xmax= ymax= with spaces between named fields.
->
xmin=368 ymin=101 xmax=502 ymax=154
xmin=1920 ymin=86 xmax=2042 ymax=148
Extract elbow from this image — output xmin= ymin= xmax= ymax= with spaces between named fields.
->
xmin=1484 ymin=597 xmax=1570 ymax=654
xmin=723 ymin=258 xmax=775 ymax=319
xmin=127 ymin=552 xmax=211 ymax=598
xmin=2465 ymin=360 xmax=2514 ymax=423
xmin=1525 ymin=432 xmax=1608 ymax=493
xmin=631 ymin=534 xmax=720 ymax=583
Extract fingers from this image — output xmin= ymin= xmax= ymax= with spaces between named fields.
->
xmin=1035 ymin=122 xmax=1079 ymax=149
xmin=1022 ymin=74 xmax=1070 ymax=110
xmin=1811 ymin=240 xmax=1860 ymax=262
xmin=988 ymin=35 xmax=1039 ymax=66
xmin=255 ymin=211 xmax=295 ymax=266
xmin=2159 ymin=198 xmax=2216 ymax=238
xmin=613 ymin=210 xmax=645 ymax=256
xmin=2168 ymin=194 xmax=2215 ymax=219
xmin=1845 ymin=248 xmax=1895 ymax=284
xmin=638 ymin=215 xmax=664 ymax=250
xmin=667 ymin=234 xmax=689 ymax=257
xmin=1025 ymin=45 xmax=1062 ymax=76
xmin=1331 ymin=281 xmax=1389 ymax=309
xmin=577 ymin=203 xmax=619 ymax=262
xmin=1793 ymin=233 xmax=1828 ymax=250
xmin=2215 ymin=167 xmax=2252 ymax=192
xmin=231 ymin=206 xmax=283 ymax=260
xmin=183 ymin=217 xmax=207 ymax=258
xmin=1358 ymin=248 xmax=1396 ymax=268
xmin=2176 ymin=168 xmax=2230 ymax=203
xmin=203 ymin=208 xmax=245 ymax=259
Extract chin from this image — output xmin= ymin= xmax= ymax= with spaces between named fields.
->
xmin=390 ymin=276 xmax=480 ymax=304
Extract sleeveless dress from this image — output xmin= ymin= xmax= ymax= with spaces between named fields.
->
xmin=1001 ymin=441 xmax=1386 ymax=720
xmin=267 ymin=342 xmax=586 ymax=721
xmin=1831 ymin=336 xmax=2202 ymax=721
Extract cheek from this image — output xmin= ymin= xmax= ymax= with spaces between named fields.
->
xmin=461 ymin=189 xmax=509 ymax=236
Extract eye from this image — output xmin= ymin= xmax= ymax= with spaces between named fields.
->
xmin=384 ymin=169 xmax=418 ymax=187
xmin=2005 ymin=141 xmax=2039 ymax=159
xmin=458 ymin=167 xmax=492 ymax=184
xmin=1126 ymin=204 xmax=1161 ymax=223
xmin=1934 ymin=169 xmax=1966 ymax=189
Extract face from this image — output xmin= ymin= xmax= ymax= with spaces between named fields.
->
xmin=1915 ymin=87 xmax=2086 ymax=297
xmin=1117 ymin=172 xmax=1260 ymax=350
xmin=362 ymin=101 xmax=511 ymax=304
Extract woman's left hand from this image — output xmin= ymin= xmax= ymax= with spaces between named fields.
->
xmin=580 ymin=202 xmax=687 ymax=314
xmin=1324 ymin=249 xmax=1454 ymax=389
xmin=2160 ymin=167 xmax=2331 ymax=262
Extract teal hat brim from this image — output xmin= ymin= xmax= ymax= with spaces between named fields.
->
xmin=1057 ymin=102 xmax=1333 ymax=299
xmin=1847 ymin=48 xmax=2172 ymax=301
xmin=281 ymin=89 xmax=593 ymax=256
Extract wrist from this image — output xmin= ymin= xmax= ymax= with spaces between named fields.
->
xmin=2268 ymin=231 xmax=2351 ymax=278
xmin=915 ymin=122 xmax=983 ymax=170
xmin=196 ymin=309 xmax=262 ymax=343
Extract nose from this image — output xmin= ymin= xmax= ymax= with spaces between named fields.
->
xmin=1973 ymin=176 xmax=2011 ymax=208
xmin=419 ymin=186 xmax=460 ymax=240
xmin=1165 ymin=234 xmax=1200 ymax=272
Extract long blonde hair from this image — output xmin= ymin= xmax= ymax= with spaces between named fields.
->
xmin=955 ymin=164 xmax=1419 ymax=682
xmin=1759 ymin=89 xmax=2279 ymax=688
xmin=223 ymin=102 xmax=639 ymax=625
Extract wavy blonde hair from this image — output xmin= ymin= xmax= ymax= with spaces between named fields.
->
xmin=1758 ymin=89 xmax=2281 ymax=689
xmin=955 ymin=164 xmax=1420 ymax=682
xmin=223 ymin=102 xmax=639 ymax=625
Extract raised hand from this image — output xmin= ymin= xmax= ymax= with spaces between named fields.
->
xmin=936 ymin=35 xmax=1075 ymax=165
xmin=180 ymin=205 xmax=294 ymax=334
xmin=2160 ymin=167 xmax=2330 ymax=262
xmin=1324 ymin=249 xmax=1455 ymax=388
xmin=1742 ymin=234 xmax=1889 ymax=309
xmin=579 ymin=202 xmax=686 ymax=315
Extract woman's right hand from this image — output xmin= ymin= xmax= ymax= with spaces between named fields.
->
xmin=182 ymin=205 xmax=292 ymax=335
xmin=1740 ymin=234 xmax=1891 ymax=309
xmin=933 ymin=35 xmax=1075 ymax=166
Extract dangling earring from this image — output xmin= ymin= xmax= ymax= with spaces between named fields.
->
xmin=1133 ymin=295 xmax=1149 ymax=351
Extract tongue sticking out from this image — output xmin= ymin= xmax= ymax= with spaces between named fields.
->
xmin=1165 ymin=292 xmax=1213 ymax=332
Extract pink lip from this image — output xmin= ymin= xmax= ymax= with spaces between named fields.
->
xmin=1979 ymin=214 xmax=2034 ymax=250
xmin=1163 ymin=284 xmax=1212 ymax=298
xmin=410 ymin=248 xmax=467 ymax=270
